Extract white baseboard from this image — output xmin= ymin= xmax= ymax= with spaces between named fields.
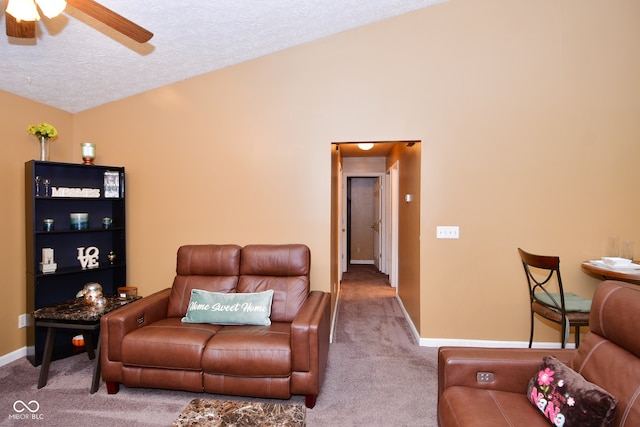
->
xmin=395 ymin=295 xmax=574 ymax=349
xmin=419 ymin=337 xmax=574 ymax=349
xmin=329 ymin=286 xmax=341 ymax=344
xmin=395 ymin=294 xmax=422 ymax=344
xmin=0 ymin=347 xmax=27 ymax=367
xmin=349 ymin=260 xmax=375 ymax=265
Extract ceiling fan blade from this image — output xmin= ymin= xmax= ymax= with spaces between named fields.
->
xmin=66 ymin=0 xmax=153 ymax=43
xmin=5 ymin=12 xmax=36 ymax=38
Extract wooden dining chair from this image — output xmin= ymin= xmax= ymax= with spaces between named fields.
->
xmin=518 ymin=248 xmax=591 ymax=348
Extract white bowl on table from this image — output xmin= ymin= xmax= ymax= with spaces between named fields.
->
xmin=601 ymin=257 xmax=633 ymax=267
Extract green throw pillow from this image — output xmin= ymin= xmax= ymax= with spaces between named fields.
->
xmin=181 ymin=289 xmax=274 ymax=326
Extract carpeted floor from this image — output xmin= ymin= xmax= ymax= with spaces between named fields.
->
xmin=312 ymin=265 xmax=439 ymax=426
xmin=0 ymin=264 xmax=438 ymax=426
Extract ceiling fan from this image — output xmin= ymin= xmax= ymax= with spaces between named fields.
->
xmin=5 ymin=0 xmax=153 ymax=43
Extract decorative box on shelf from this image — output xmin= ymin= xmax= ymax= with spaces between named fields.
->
xmin=40 ymin=248 xmax=57 ymax=273
xmin=51 ymin=187 xmax=100 ymax=198
xmin=40 ymin=263 xmax=57 ymax=273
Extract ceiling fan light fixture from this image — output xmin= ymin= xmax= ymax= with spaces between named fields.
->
xmin=5 ymin=0 xmax=152 ymax=42
xmin=6 ymin=0 xmax=41 ymax=21
xmin=357 ymin=143 xmax=374 ymax=151
xmin=35 ymin=0 xmax=67 ymax=19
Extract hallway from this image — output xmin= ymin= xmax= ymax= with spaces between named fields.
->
xmin=306 ymin=263 xmax=438 ymax=425
xmin=340 ymin=264 xmax=393 ymax=289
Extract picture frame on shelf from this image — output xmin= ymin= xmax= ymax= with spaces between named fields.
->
xmin=104 ymin=171 xmax=120 ymax=198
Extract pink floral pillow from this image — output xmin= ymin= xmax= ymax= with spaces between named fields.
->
xmin=527 ymin=356 xmax=617 ymax=427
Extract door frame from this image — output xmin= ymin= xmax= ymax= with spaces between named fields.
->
xmin=387 ymin=161 xmax=399 ymax=287
xmin=341 ymin=171 xmax=387 ymax=275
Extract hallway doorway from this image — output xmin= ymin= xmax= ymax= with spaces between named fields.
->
xmin=330 ymin=140 xmax=422 ymax=345
xmin=331 ymin=140 xmax=420 ymax=288
xmin=346 ymin=176 xmax=381 ymax=268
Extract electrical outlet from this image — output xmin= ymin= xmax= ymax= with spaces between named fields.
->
xmin=477 ymin=372 xmax=494 ymax=383
xmin=18 ymin=313 xmax=31 ymax=329
xmin=436 ymin=226 xmax=460 ymax=239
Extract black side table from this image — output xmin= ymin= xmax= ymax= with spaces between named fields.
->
xmin=33 ymin=295 xmax=140 ymax=393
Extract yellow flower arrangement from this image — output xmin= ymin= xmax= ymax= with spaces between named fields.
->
xmin=27 ymin=122 xmax=58 ymax=140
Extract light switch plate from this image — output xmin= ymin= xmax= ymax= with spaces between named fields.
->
xmin=436 ymin=226 xmax=459 ymax=239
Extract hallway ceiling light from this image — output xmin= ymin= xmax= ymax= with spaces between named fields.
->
xmin=357 ymin=143 xmax=374 ymax=151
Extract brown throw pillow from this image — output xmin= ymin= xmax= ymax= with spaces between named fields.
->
xmin=527 ymin=356 xmax=617 ymax=427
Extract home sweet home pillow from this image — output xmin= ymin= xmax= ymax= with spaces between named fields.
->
xmin=527 ymin=356 xmax=617 ymax=427
xmin=181 ymin=289 xmax=274 ymax=326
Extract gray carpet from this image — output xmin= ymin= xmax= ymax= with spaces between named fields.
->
xmin=0 ymin=265 xmax=438 ymax=426
xmin=313 ymin=265 xmax=439 ymax=426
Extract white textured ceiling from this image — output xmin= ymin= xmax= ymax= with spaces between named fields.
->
xmin=1 ymin=0 xmax=444 ymax=113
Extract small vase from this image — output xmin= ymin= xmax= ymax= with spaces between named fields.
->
xmin=38 ymin=136 xmax=50 ymax=161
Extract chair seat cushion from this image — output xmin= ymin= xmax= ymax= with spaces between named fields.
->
xmin=201 ymin=322 xmax=291 ymax=377
xmin=439 ymin=386 xmax=551 ymax=427
xmin=534 ymin=292 xmax=591 ymax=312
xmin=122 ymin=317 xmax=222 ymax=370
xmin=532 ymin=301 xmax=591 ymax=325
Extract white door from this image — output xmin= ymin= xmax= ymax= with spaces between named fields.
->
xmin=389 ymin=161 xmax=399 ymax=288
xmin=373 ymin=177 xmax=382 ymax=270
xmin=340 ymin=171 xmax=388 ymax=272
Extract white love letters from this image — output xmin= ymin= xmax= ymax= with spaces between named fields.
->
xmin=77 ymin=246 xmax=100 ymax=269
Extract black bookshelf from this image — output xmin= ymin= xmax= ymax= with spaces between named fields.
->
xmin=25 ymin=160 xmax=126 ymax=366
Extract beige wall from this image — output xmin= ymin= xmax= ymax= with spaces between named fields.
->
xmin=0 ymin=93 xmax=73 ymax=357
xmin=2 ymin=0 xmax=640 ymax=357
xmin=387 ymin=143 xmax=422 ymax=329
xmin=418 ymin=0 xmax=640 ymax=343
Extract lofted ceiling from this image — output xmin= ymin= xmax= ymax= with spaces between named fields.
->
xmin=1 ymin=0 xmax=445 ymax=113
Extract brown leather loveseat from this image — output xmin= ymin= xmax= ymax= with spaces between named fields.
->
xmin=438 ymin=280 xmax=640 ymax=426
xmin=100 ymin=244 xmax=331 ymax=408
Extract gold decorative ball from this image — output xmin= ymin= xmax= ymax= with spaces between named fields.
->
xmin=93 ymin=296 xmax=107 ymax=308
xmin=84 ymin=289 xmax=102 ymax=305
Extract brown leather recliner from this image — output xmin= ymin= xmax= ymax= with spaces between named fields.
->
xmin=100 ymin=244 xmax=331 ymax=408
xmin=438 ymin=280 xmax=640 ymax=426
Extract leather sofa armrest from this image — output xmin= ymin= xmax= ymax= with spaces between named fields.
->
xmin=101 ymin=288 xmax=171 ymax=363
xmin=438 ymin=347 xmax=575 ymax=399
xmin=291 ymin=291 xmax=331 ymax=373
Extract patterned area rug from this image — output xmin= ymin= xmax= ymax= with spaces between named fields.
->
xmin=172 ymin=399 xmax=306 ymax=426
